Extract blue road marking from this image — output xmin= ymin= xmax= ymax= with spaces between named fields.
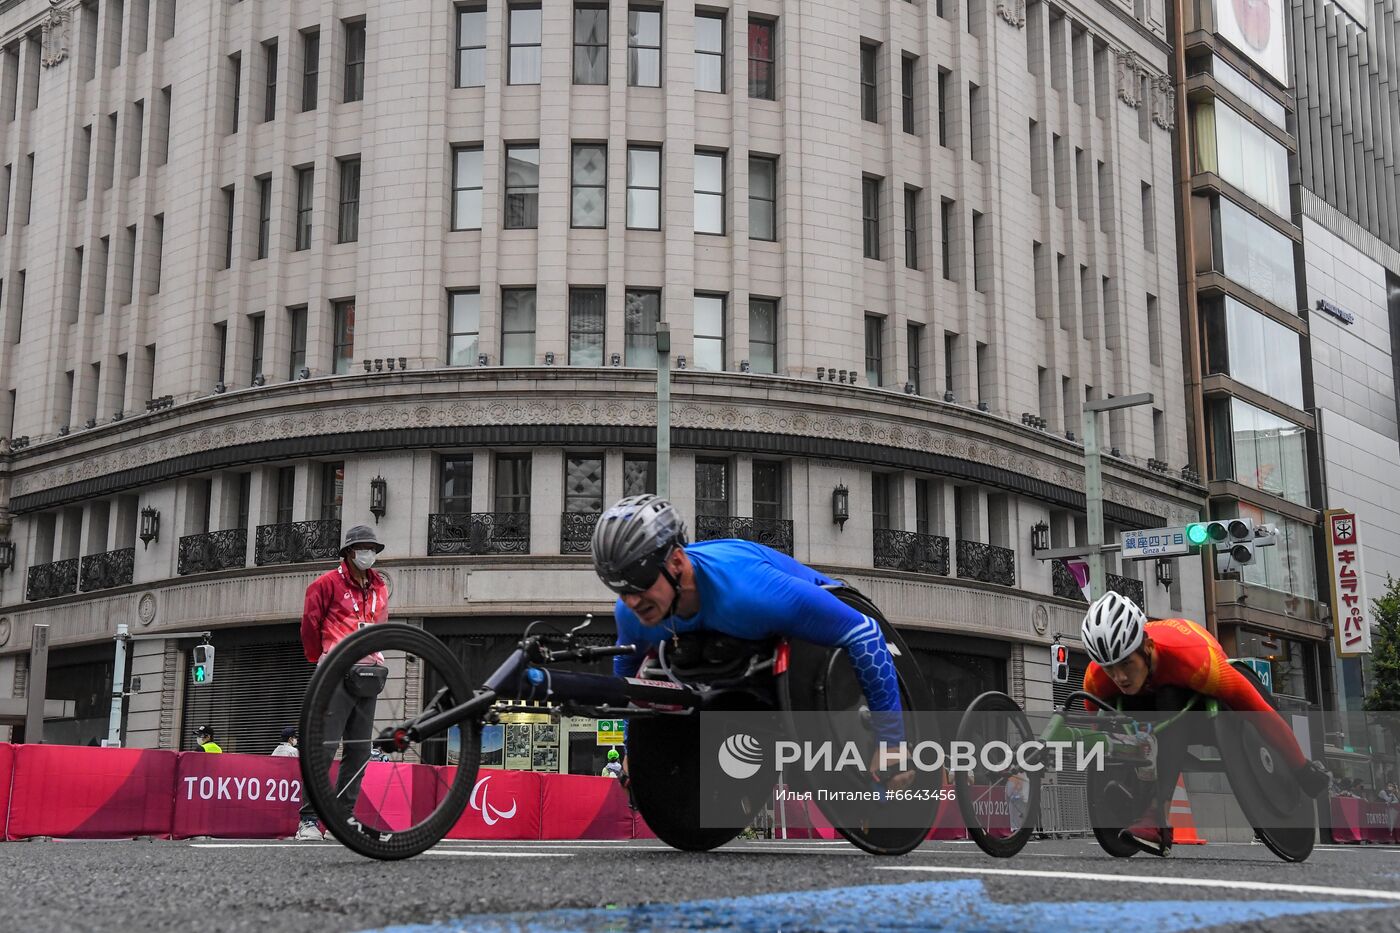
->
xmin=361 ymin=878 xmax=1389 ymax=933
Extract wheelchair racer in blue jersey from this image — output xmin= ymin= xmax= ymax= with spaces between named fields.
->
xmin=591 ymin=494 xmax=914 ymax=789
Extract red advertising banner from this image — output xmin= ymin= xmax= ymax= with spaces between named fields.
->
xmin=6 ymin=745 xmax=177 ymax=840
xmin=1329 ymin=797 xmax=1400 ymax=844
xmin=172 ymin=753 xmax=303 ymax=839
xmin=0 ymin=743 xmax=12 ymax=839
xmin=330 ymin=760 xmax=447 ymax=833
xmin=442 ymin=768 xmax=543 ymax=840
xmin=539 ymin=774 xmax=633 ymax=839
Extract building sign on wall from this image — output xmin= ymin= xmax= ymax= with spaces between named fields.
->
xmin=1325 ymin=510 xmax=1372 ymax=656
xmin=1214 ymin=0 xmax=1290 ymax=88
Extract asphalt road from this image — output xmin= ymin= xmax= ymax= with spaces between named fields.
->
xmin=3 ymin=836 xmax=1400 ymax=933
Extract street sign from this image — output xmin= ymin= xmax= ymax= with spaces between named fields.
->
xmin=1239 ymin=658 xmax=1274 ymax=693
xmin=1120 ymin=527 xmax=1190 ymax=559
xmin=596 ymin=719 xmax=625 ymax=745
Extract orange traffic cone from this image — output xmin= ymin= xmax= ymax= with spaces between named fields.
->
xmin=1168 ymin=774 xmax=1207 ymax=845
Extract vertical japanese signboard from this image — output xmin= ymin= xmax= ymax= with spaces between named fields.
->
xmin=1325 ymin=510 xmax=1372 ymax=656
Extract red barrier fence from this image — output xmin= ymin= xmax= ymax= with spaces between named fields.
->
xmin=6 ymin=744 xmax=177 ymax=840
xmin=1330 ymin=796 xmax=1400 ymax=844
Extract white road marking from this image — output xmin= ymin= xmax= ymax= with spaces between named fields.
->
xmin=877 ymin=865 xmax=1400 ymax=902
xmin=422 ymin=851 xmax=574 ymax=858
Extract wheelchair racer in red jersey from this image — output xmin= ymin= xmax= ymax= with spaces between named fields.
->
xmin=1079 ymin=592 xmax=1329 ymax=851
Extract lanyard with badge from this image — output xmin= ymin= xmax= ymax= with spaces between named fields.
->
xmin=337 ymin=564 xmax=378 ymax=628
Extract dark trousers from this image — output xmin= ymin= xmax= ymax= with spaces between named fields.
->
xmin=1117 ymin=686 xmax=1193 ymax=822
xmin=300 ymin=680 xmax=378 ymax=823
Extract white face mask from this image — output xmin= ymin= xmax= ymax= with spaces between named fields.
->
xmin=352 ymin=549 xmax=377 ymax=570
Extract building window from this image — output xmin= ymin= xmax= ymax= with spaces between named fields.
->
xmin=625 ymin=289 xmax=660 ymax=366
xmin=215 ymin=322 xmax=228 ymax=384
xmin=748 ymin=18 xmax=776 ymax=100
xmin=457 ymin=5 xmax=486 ymax=88
xmin=754 ymin=461 xmax=783 ymax=520
xmin=256 ymin=175 xmax=271 ymax=259
xmin=860 ymin=42 xmax=879 ymax=122
xmin=343 ymin=19 xmax=366 ymax=103
xmin=509 ymin=6 xmax=542 ymax=84
xmin=623 ymin=455 xmax=656 ymax=496
xmin=750 ymin=298 xmax=777 ymax=374
xmin=1193 ymin=100 xmax=1289 ymax=220
xmin=695 ymin=459 xmax=730 ymax=517
xmin=452 ymin=147 xmax=483 ymax=230
xmin=262 ymin=38 xmax=278 ymax=122
xmin=749 ymin=156 xmax=777 ymax=241
xmin=574 ymin=4 xmax=608 ymax=84
xmin=908 ymin=322 xmax=924 ymax=393
xmin=940 ymin=197 xmax=954 ymax=280
xmin=249 ymin=313 xmax=265 ymax=380
xmin=969 ymin=82 xmax=984 ymax=162
xmin=440 ymin=457 xmax=473 ymax=513
xmin=288 ymin=305 xmax=308 ymax=378
xmin=1207 ymin=398 xmax=1310 ymax=506
xmin=301 ymin=29 xmax=319 ymax=112
xmin=565 ymin=455 xmax=604 ymax=513
xmin=1215 ymin=196 xmax=1296 ymax=311
xmin=872 ymin=473 xmax=891 ymax=531
xmin=904 ymin=186 xmax=919 ymax=270
xmin=569 ymin=287 xmax=605 ymax=365
xmin=448 ymin=290 xmax=480 ymax=366
xmin=865 ymin=315 xmax=883 ymax=386
xmin=972 ymin=210 xmax=988 ymax=292
xmin=694 ymin=293 xmax=725 ymax=371
xmin=337 ymin=157 xmax=360 ymax=244
xmin=862 ymin=176 xmax=881 ymax=260
xmin=332 ymin=299 xmax=355 ymax=374
xmin=222 ymin=186 xmax=236 ymax=269
xmin=501 ymin=288 xmax=536 ymax=364
xmin=320 ymin=462 xmax=345 ymax=521
xmin=495 ymin=454 xmax=532 ymax=515
xmin=628 ymin=7 xmax=661 ymax=87
xmin=294 ymin=167 xmax=313 ymax=250
xmin=626 ymin=147 xmax=660 ymax=229
xmin=695 ymin=13 xmax=725 ymax=93
xmin=1141 ymin=181 xmax=1155 ymax=252
xmin=937 ymin=68 xmax=950 ymax=147
xmin=694 ymin=151 xmax=725 ymax=235
xmin=228 ymin=52 xmax=242 ymax=134
xmin=571 ymin=143 xmax=606 ymax=228
xmin=1202 ymin=294 xmax=1305 ymax=408
xmin=505 ymin=145 xmax=540 ymax=229
xmin=276 ymin=467 xmax=296 ymax=525
xmin=901 ymin=54 xmax=916 ymax=134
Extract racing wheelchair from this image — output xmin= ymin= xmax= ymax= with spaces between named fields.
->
xmin=951 ymin=661 xmax=1317 ymax=863
xmin=299 ymin=586 xmax=939 ymax=860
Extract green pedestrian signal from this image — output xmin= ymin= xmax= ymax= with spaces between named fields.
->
xmin=191 ymin=644 xmax=215 ymax=686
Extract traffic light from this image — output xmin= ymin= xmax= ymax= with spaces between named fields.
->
xmin=1050 ymin=643 xmax=1069 ymax=684
xmin=191 ymin=644 xmax=215 ymax=686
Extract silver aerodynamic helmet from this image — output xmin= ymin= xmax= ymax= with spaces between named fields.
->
xmin=590 ymin=495 xmax=688 ymax=595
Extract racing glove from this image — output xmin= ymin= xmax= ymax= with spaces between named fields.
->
xmin=1294 ymin=759 xmax=1330 ymax=799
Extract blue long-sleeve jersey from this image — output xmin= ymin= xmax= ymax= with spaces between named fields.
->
xmin=612 ymin=539 xmax=904 ymax=741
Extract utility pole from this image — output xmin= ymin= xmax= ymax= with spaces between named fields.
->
xmin=1082 ymin=393 xmax=1154 ymax=600
xmin=106 ymin=624 xmax=129 ymax=746
xmin=656 ymin=322 xmax=671 ymax=498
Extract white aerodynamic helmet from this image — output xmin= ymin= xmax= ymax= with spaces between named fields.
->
xmin=1080 ymin=592 xmax=1147 ymax=666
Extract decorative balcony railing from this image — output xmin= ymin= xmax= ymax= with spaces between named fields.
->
xmin=560 ymin=512 xmax=600 ymax=554
xmin=428 ymin=512 xmax=530 ymax=556
xmin=79 ymin=547 xmax=135 ymax=592
xmin=955 ymin=540 xmax=1016 ymax=587
xmin=694 ymin=515 xmax=794 ymax=555
xmin=1108 ymin=573 xmax=1147 ymax=613
xmin=873 ymin=529 xmax=950 ymax=576
xmin=254 ymin=519 xmax=342 ymax=566
xmin=26 ymin=558 xmax=78 ymax=601
xmin=1051 ymin=560 xmax=1086 ymax=601
xmin=179 ymin=529 xmax=249 ymax=575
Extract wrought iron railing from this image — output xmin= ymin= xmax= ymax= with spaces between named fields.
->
xmin=873 ymin=529 xmax=950 ymax=575
xmin=1052 ymin=560 xmax=1086 ymax=601
xmin=428 ymin=512 xmax=530 ymax=556
xmin=79 ymin=547 xmax=135 ymax=592
xmin=560 ymin=512 xmax=600 ymax=554
xmin=179 ymin=529 xmax=249 ymax=575
xmin=26 ymin=557 xmax=78 ymax=601
xmin=694 ymin=515 xmax=794 ymax=555
xmin=254 ymin=519 xmax=342 ymax=566
xmin=955 ymin=540 xmax=1016 ymax=587
xmin=1108 ymin=572 xmax=1147 ymax=613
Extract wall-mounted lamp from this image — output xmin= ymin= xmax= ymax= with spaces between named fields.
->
xmin=1155 ymin=558 xmax=1174 ymax=589
xmin=1030 ymin=521 xmax=1050 ymax=553
xmin=544 ymin=351 xmax=555 ymax=366
xmin=832 ymin=483 xmax=850 ymax=530
xmin=139 ymin=506 xmax=161 ymax=549
xmin=369 ymin=475 xmax=388 ymax=524
xmin=0 ymin=539 xmax=15 ymax=573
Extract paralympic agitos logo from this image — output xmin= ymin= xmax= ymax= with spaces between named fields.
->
xmin=470 ymin=774 xmax=517 ymax=825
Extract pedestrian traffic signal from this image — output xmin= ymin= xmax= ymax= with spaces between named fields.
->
xmin=191 ymin=644 xmax=215 ymax=686
xmin=1050 ymin=643 xmax=1070 ymax=684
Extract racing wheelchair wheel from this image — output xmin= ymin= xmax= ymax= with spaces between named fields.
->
xmin=1086 ymin=766 xmax=1141 ymax=858
xmin=778 ymin=587 xmax=939 ymax=856
xmin=301 ymin=624 xmax=480 ymax=860
xmin=952 ymin=691 xmax=1040 ymax=858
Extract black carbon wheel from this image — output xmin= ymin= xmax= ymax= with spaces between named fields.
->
xmin=953 ymin=691 xmax=1040 ymax=858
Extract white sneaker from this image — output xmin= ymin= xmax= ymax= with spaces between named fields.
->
xmin=294 ymin=820 xmax=324 ymax=840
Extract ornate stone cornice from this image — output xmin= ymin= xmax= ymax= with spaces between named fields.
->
xmin=1115 ymin=50 xmax=1173 ymax=131
xmin=996 ymin=0 xmax=1027 ymax=28
xmin=41 ymin=0 xmax=74 ymax=68
xmin=1117 ymin=51 xmax=1144 ymax=108
xmin=1152 ymin=74 xmax=1176 ymax=130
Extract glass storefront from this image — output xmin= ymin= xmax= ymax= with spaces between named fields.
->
xmin=1216 ymin=197 xmax=1297 ymax=311
xmin=1203 ymin=294 xmax=1305 ymax=408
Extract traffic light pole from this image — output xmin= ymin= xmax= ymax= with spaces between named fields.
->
xmin=106 ymin=628 xmax=212 ymax=748
xmin=656 ymin=322 xmax=671 ymax=499
xmin=1082 ymin=393 xmax=1154 ymax=601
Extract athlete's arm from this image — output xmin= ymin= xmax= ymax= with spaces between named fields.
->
xmin=1204 ymin=659 xmax=1309 ymax=769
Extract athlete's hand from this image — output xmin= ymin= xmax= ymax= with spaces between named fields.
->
xmin=870 ymin=746 xmax=916 ymax=792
